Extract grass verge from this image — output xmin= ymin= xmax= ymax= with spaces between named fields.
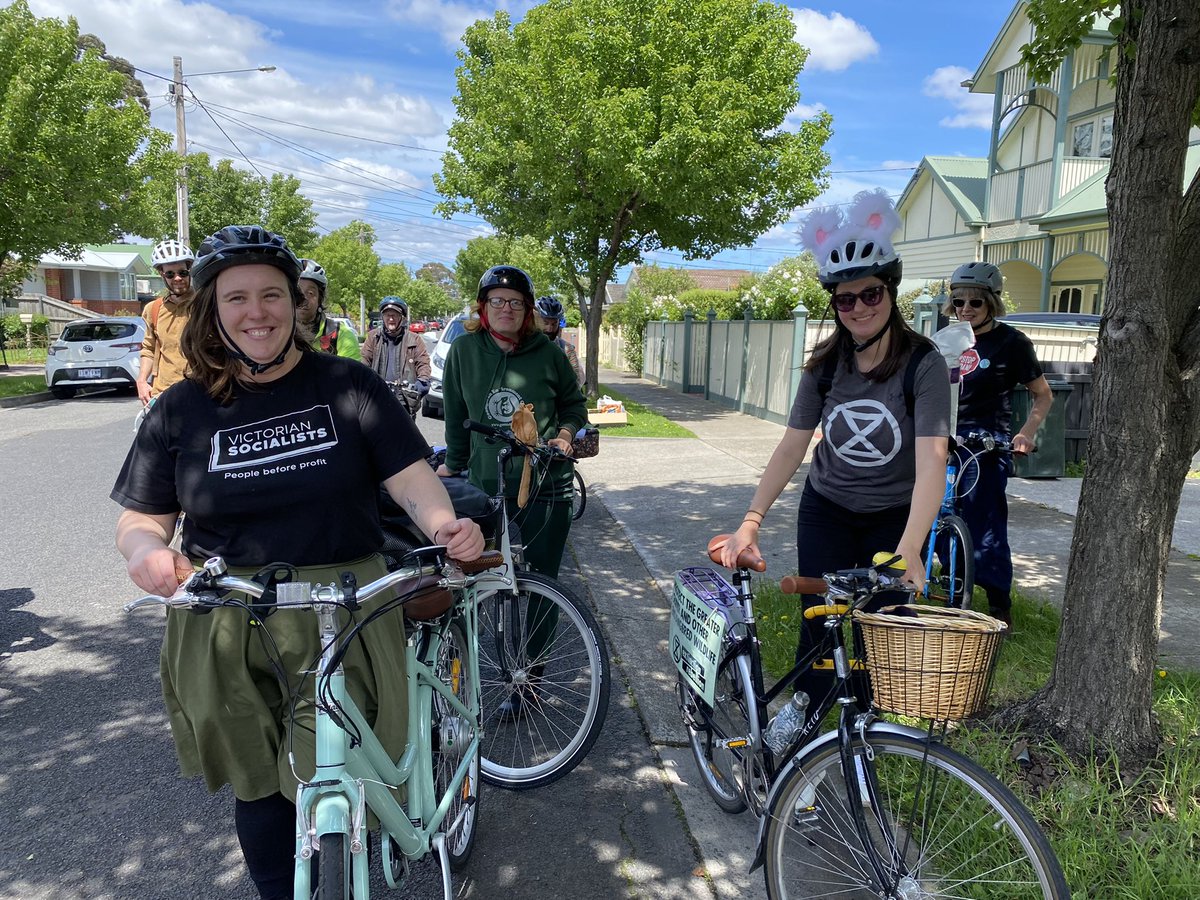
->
xmin=594 ymin=385 xmax=694 ymax=438
xmin=0 ymin=375 xmax=47 ymax=399
xmin=753 ymin=582 xmax=1200 ymax=898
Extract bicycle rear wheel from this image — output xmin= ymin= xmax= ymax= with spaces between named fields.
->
xmin=432 ymin=618 xmax=480 ymax=869
xmin=930 ymin=514 xmax=975 ymax=609
xmin=763 ymin=729 xmax=1068 ymax=899
xmin=571 ymin=468 xmax=587 ymax=521
xmin=676 ymin=652 xmax=767 ymax=815
xmin=477 ymin=573 xmax=610 ymax=789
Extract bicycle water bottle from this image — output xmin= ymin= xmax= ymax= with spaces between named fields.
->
xmin=763 ymin=691 xmax=810 ymax=756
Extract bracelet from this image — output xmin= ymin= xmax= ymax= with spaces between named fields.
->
xmin=743 ymin=509 xmax=765 ymax=525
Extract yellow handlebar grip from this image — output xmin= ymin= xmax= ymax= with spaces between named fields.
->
xmin=803 ymin=604 xmax=851 ymax=620
xmin=872 ymin=551 xmax=905 ymax=571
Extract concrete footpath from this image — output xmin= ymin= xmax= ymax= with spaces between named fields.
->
xmin=573 ymin=366 xmax=1200 ymax=899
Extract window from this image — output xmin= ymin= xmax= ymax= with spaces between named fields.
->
xmin=61 ymin=322 xmax=139 ymax=342
xmin=1070 ymin=114 xmax=1113 ymax=158
xmin=1053 ymin=287 xmax=1083 ymax=314
xmin=1098 ymin=115 xmax=1113 ymax=157
xmin=1072 ymin=122 xmax=1094 ymax=157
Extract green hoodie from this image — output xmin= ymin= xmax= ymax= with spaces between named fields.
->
xmin=442 ymin=328 xmax=588 ymax=499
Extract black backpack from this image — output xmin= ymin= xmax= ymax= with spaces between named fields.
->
xmin=815 ymin=341 xmax=936 ymax=419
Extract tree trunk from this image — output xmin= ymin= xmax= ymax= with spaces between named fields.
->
xmin=1016 ymin=0 xmax=1200 ymax=762
xmin=583 ymin=275 xmax=609 ymax=402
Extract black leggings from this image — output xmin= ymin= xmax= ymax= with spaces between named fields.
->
xmin=234 ymin=793 xmax=295 ymax=900
xmin=793 ymin=482 xmax=911 ymax=703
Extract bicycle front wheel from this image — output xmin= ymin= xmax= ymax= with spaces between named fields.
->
xmin=432 ymin=618 xmax=480 ymax=869
xmin=931 ymin=514 xmax=975 ymax=609
xmin=676 ymin=652 xmax=767 ymax=815
xmin=571 ymin=468 xmax=587 ymax=521
xmin=316 ymin=833 xmax=349 ymax=899
xmin=478 ymin=573 xmax=610 ymax=789
xmin=763 ymin=730 xmax=1069 ymax=899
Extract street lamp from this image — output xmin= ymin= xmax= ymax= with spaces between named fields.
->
xmin=171 ymin=58 xmax=276 ymax=246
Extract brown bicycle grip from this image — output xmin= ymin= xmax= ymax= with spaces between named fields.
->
xmin=780 ymin=575 xmax=829 ymax=595
xmin=455 ymin=550 xmax=506 ymax=574
xmin=707 ymin=534 xmax=766 ymax=572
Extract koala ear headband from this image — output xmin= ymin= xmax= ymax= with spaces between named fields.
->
xmin=799 ymin=188 xmax=902 ymax=281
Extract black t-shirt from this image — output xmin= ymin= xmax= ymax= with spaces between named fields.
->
xmin=956 ymin=321 xmax=1043 ymax=434
xmin=111 ymin=352 xmax=430 ymax=565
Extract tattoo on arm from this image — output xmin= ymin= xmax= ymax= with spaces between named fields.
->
xmin=405 ymin=497 xmax=419 ymax=518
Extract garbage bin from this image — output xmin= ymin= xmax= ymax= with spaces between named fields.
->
xmin=1011 ymin=380 xmax=1074 ymax=478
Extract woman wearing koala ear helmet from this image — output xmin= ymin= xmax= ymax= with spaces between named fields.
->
xmin=718 ymin=189 xmax=951 ymax=696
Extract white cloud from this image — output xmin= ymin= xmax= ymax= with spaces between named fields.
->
xmin=790 ymin=8 xmax=879 ymax=72
xmin=922 ymin=65 xmax=993 ymax=129
xmin=881 ymin=160 xmax=921 ymax=170
xmin=782 ymin=101 xmax=828 ymax=132
xmin=386 ymin=0 xmax=537 ymax=48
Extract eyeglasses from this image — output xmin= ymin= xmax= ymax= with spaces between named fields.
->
xmin=162 ymin=269 xmax=191 ymax=280
xmin=487 ymin=296 xmax=527 ymax=310
xmin=951 ymin=296 xmax=985 ymax=309
xmin=831 ymin=284 xmax=887 ymax=312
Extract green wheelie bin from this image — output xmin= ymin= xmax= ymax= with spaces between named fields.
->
xmin=1011 ymin=380 xmax=1074 ymax=478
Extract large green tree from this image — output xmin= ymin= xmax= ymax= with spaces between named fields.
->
xmin=453 ymin=233 xmax=568 ymax=303
xmin=263 ymin=174 xmax=318 ymax=258
xmin=0 ymin=2 xmax=173 ymax=294
xmin=1010 ymin=0 xmax=1200 ymax=761
xmin=312 ymin=221 xmax=381 ymax=317
xmin=416 ymin=262 xmax=459 ymax=300
xmin=435 ymin=0 xmax=831 ymax=396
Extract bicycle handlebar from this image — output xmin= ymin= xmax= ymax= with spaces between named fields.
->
xmin=462 ymin=418 xmax=577 ymax=464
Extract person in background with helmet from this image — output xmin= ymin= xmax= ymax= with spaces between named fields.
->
xmin=944 ymin=261 xmax=1052 ymax=626
xmin=437 ymin=265 xmax=588 ymax=716
xmin=296 ymin=257 xmax=361 ymax=360
xmin=719 ymin=190 xmax=950 ymax=699
xmin=534 ymin=295 xmax=585 ymax=394
xmin=137 ymin=239 xmax=195 ymax=405
xmin=361 ymin=296 xmax=432 ymax=414
xmin=110 ymin=225 xmax=483 ymax=900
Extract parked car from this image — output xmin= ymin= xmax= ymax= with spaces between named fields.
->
xmin=1004 ymin=312 xmax=1102 ymax=327
xmin=424 ymin=314 xmax=471 ymax=418
xmin=329 ymin=316 xmax=360 ymax=341
xmin=45 ymin=317 xmax=144 ymax=399
xmin=409 ymin=321 xmax=427 ymax=334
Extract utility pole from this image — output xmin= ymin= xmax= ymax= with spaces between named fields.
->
xmin=172 ymin=56 xmax=190 ymax=247
xmin=357 ymin=224 xmax=369 ymax=333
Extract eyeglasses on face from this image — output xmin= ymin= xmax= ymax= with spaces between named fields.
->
xmin=162 ymin=269 xmax=191 ymax=280
xmin=487 ymin=296 xmax=527 ymax=309
xmin=952 ymin=296 xmax=985 ymax=309
xmin=831 ymin=283 xmax=887 ymax=313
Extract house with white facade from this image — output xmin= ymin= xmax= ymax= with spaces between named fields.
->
xmin=20 ymin=244 xmax=160 ymax=316
xmin=895 ymin=1 xmax=1200 ymax=314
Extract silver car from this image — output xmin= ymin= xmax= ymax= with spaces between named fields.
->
xmin=423 ymin=315 xmax=470 ymax=418
xmin=45 ymin=316 xmax=144 ymax=399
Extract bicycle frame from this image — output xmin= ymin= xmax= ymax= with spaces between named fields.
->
xmin=922 ymin=449 xmax=964 ymax=597
xmin=292 ymin=591 xmax=482 ymax=899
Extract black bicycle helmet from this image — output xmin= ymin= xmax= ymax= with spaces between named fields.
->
xmin=379 ymin=296 xmax=408 ymax=315
xmin=533 ymin=296 xmax=564 ymax=319
xmin=192 ymin=225 xmax=302 ymax=292
xmin=477 ymin=265 xmax=535 ymax=305
xmin=950 ymin=261 xmax=1003 ymax=294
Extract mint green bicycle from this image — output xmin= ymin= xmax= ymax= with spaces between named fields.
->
xmin=126 ymin=545 xmax=505 ymax=900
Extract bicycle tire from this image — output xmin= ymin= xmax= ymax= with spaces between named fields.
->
xmin=571 ymin=468 xmax=587 ymax=521
xmin=477 ymin=573 xmax=610 ymax=789
xmin=432 ymin=618 xmax=480 ymax=869
xmin=763 ymin=729 xmax=1069 ymax=899
xmin=676 ymin=651 xmax=768 ymax=815
xmin=317 ymin=832 xmax=348 ymax=899
xmin=931 ymin=514 xmax=975 ymax=609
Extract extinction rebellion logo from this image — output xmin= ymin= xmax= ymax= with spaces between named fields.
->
xmin=209 ymin=405 xmax=338 ymax=471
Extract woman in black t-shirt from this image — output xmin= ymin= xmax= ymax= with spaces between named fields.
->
xmin=944 ymin=261 xmax=1053 ymax=624
xmin=111 ymin=226 xmax=484 ymax=900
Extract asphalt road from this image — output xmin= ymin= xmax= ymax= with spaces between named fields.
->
xmin=0 ymin=393 xmax=702 ymax=900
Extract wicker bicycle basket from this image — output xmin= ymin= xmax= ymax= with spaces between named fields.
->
xmin=852 ymin=605 xmax=1007 ymax=721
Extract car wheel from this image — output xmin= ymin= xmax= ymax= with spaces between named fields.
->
xmin=422 ymin=400 xmax=442 ymax=419
xmin=51 ymin=386 xmax=76 ymax=400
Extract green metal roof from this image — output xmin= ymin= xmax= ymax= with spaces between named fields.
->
xmin=899 ymin=156 xmax=988 ymax=225
xmin=1035 ymin=144 xmax=1200 ymax=227
xmin=87 ymin=243 xmax=156 ymax=268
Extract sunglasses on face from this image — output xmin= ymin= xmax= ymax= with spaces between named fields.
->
xmin=487 ymin=296 xmax=526 ymax=309
xmin=952 ymin=296 xmax=985 ymax=309
xmin=162 ymin=269 xmax=191 ymax=280
xmin=831 ymin=284 xmax=887 ymax=313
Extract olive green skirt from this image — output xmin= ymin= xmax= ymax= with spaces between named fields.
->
xmin=160 ymin=554 xmax=408 ymax=802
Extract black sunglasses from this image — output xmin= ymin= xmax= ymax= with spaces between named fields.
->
xmin=831 ymin=284 xmax=887 ymax=313
xmin=162 ymin=268 xmax=191 ymax=280
xmin=952 ymin=296 xmax=985 ymax=309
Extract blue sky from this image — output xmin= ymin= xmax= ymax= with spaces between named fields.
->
xmin=26 ymin=0 xmax=1014 ymax=279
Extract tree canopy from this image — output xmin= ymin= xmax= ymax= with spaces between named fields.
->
xmin=453 ymin=233 xmax=568 ymax=303
xmin=0 ymin=1 xmax=173 ymax=294
xmin=436 ymin=0 xmax=831 ymax=395
xmin=311 ymin=221 xmax=380 ymax=317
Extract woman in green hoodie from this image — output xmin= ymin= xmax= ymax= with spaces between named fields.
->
xmin=438 ymin=265 xmax=588 ymax=572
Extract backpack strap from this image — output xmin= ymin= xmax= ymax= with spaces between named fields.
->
xmin=816 ymin=355 xmax=838 ymax=405
xmin=902 ymin=341 xmax=936 ymax=419
xmin=144 ymin=298 xmax=165 ymax=382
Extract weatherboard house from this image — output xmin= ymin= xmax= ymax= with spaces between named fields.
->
xmin=894 ymin=1 xmax=1200 ymax=315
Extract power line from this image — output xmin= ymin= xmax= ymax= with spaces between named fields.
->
xmin=187 ymin=90 xmax=267 ymax=180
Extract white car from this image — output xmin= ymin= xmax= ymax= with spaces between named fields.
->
xmin=423 ymin=315 xmax=471 ymax=418
xmin=45 ymin=317 xmax=144 ymax=399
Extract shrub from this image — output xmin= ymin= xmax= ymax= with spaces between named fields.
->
xmin=604 ymin=266 xmax=697 ymax=372
xmin=738 ymin=254 xmax=827 ymax=320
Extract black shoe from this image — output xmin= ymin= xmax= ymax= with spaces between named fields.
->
xmin=989 ymin=607 xmax=1013 ymax=627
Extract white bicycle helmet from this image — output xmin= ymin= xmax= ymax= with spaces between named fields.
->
xmin=152 ymin=239 xmax=194 ymax=268
xmin=951 ymin=261 xmax=1003 ymax=294
xmin=299 ymin=258 xmax=327 ymax=287
xmin=799 ymin=188 xmax=903 ymax=288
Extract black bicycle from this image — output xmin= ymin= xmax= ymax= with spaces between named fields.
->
xmin=672 ymin=544 xmax=1068 ymax=898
